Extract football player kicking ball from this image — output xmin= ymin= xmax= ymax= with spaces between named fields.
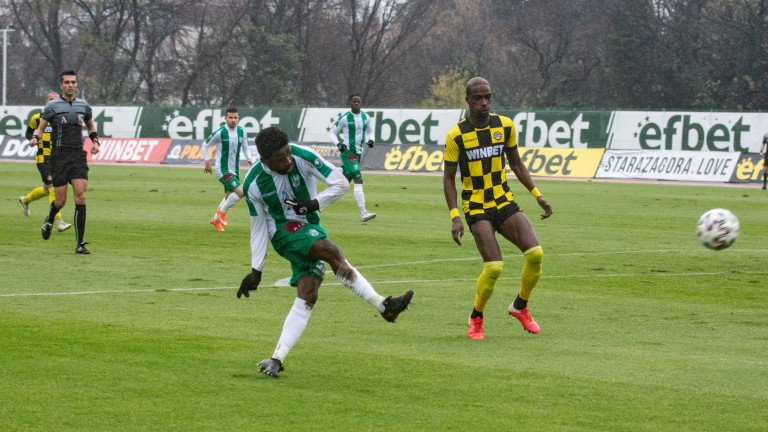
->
xmin=237 ymin=127 xmax=413 ymax=378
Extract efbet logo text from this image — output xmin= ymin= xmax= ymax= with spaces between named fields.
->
xmin=384 ymin=146 xmax=444 ymax=171
xmin=636 ymin=114 xmax=750 ymax=152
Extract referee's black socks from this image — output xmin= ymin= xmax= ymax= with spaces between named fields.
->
xmin=75 ymin=204 xmax=86 ymax=245
xmin=46 ymin=203 xmax=60 ymax=225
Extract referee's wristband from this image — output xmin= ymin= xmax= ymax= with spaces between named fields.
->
xmin=450 ymin=208 xmax=460 ymax=219
xmin=531 ymin=187 xmax=542 ymax=198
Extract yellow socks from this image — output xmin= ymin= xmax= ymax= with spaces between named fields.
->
xmin=474 ymin=261 xmax=503 ymax=312
xmin=519 ymin=246 xmax=543 ymax=301
xmin=25 ymin=187 xmax=47 ymax=203
xmin=25 ymin=187 xmax=62 ymax=218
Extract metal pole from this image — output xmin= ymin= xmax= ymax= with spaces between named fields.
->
xmin=1 ymin=28 xmax=13 ymax=106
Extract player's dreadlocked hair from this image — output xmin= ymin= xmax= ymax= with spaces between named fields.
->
xmin=255 ymin=127 xmax=289 ymax=159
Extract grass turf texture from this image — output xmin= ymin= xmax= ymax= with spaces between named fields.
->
xmin=1 ymin=161 xmax=767 ymax=431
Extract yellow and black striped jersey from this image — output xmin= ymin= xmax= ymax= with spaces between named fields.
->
xmin=28 ymin=112 xmax=53 ymax=163
xmin=445 ymin=114 xmax=517 ymax=215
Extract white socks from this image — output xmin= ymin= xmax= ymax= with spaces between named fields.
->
xmin=219 ymin=193 xmax=241 ymax=213
xmin=354 ymin=183 xmax=367 ymax=215
xmin=272 ymin=297 xmax=313 ymax=362
xmin=336 ymin=263 xmax=386 ymax=312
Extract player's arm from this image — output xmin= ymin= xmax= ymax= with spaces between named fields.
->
xmin=85 ymin=118 xmax=100 ymax=155
xmin=241 ymin=132 xmax=254 ymax=165
xmin=25 ymin=115 xmax=38 ymax=141
xmin=201 ymin=132 xmax=217 ymax=173
xmin=364 ymin=115 xmax=374 ymax=148
xmin=443 ymin=161 xmax=464 ymax=246
xmin=329 ymin=118 xmax=347 ymax=151
xmin=312 ymin=154 xmax=349 ymax=208
xmin=27 ymin=119 xmax=48 ymax=148
xmin=761 ymin=137 xmax=767 ymax=154
xmin=505 ymin=146 xmax=552 ymax=220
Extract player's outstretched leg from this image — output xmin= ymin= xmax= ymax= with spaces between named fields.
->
xmin=381 ymin=290 xmax=414 ymax=323
xmin=19 ymin=196 xmax=30 ymax=217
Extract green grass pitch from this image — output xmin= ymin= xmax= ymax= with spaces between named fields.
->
xmin=1 ymin=161 xmax=767 ymax=431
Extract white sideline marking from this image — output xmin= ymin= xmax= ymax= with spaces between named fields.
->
xmin=3 ymin=250 xmax=766 ymax=297
xmin=3 ymin=269 xmax=767 ymax=298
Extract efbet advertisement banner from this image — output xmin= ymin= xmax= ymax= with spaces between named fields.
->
xmin=494 ymin=110 xmax=611 ymax=149
xmin=362 ymin=144 xmax=604 ymax=178
xmin=299 ymin=108 xmax=611 ymax=148
xmin=596 ymin=150 xmax=739 ymax=181
xmin=730 ymin=153 xmax=766 ymax=183
xmin=605 ymin=111 xmax=765 ymax=153
xmin=0 ymin=106 xmax=620 ymax=148
xmin=3 ymin=105 xmax=768 ymax=153
xmin=298 ymin=108 xmax=463 ymax=145
xmin=0 ymin=105 xmax=143 ymax=139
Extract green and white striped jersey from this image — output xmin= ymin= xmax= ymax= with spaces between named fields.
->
xmin=329 ymin=111 xmax=372 ymax=155
xmin=242 ymin=144 xmax=349 ymax=272
xmin=201 ymin=125 xmax=252 ymax=179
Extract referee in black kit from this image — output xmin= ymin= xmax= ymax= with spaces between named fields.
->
xmin=28 ymin=70 xmax=101 ymax=254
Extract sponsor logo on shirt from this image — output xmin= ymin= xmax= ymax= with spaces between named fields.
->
xmin=465 ymin=144 xmax=505 ymax=161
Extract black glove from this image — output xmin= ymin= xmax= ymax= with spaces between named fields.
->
xmin=237 ymin=269 xmax=262 ymax=298
xmin=337 ymin=142 xmax=347 ymax=152
xmin=366 ymin=140 xmax=374 ymax=148
xmin=284 ymin=198 xmax=320 ymax=215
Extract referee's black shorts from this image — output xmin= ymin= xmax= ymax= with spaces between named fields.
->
xmin=51 ymin=148 xmax=89 ymax=187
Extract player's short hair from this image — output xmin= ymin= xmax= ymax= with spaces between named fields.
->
xmin=349 ymin=93 xmax=361 ymax=102
xmin=465 ymin=77 xmax=490 ymax=96
xmin=256 ymin=127 xmax=289 ymax=159
xmin=60 ymin=70 xmax=77 ymax=82
xmin=226 ymin=107 xmax=238 ymax=114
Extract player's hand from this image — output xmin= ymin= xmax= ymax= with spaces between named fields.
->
xmin=451 ymin=217 xmax=464 ymax=246
xmin=537 ymin=196 xmax=553 ymax=220
xmin=203 ymin=160 xmax=212 ymax=174
xmin=28 ymin=135 xmax=40 ymax=147
xmin=337 ymin=142 xmax=347 ymax=153
xmin=237 ymin=269 xmax=262 ymax=298
xmin=91 ymin=139 xmax=100 ymax=155
xmin=366 ymin=140 xmax=374 ymax=148
xmin=284 ymin=198 xmax=320 ymax=215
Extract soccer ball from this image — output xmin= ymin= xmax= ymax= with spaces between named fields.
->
xmin=697 ymin=208 xmax=739 ymax=250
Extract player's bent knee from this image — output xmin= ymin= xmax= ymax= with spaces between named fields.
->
xmin=483 ymin=261 xmax=504 ymax=279
xmin=524 ymin=246 xmax=543 ymax=268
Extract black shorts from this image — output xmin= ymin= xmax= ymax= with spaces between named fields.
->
xmin=51 ymin=148 xmax=89 ymax=187
xmin=36 ymin=161 xmax=52 ymax=185
xmin=465 ymin=202 xmax=522 ymax=232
